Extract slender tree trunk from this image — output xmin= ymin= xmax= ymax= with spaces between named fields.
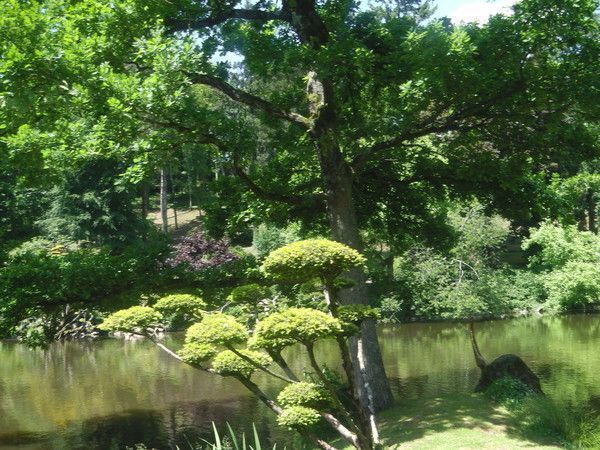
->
xmin=160 ymin=167 xmax=169 ymax=233
xmin=141 ymin=183 xmax=150 ymax=218
xmin=587 ymin=188 xmax=596 ymax=233
xmin=169 ymin=167 xmax=178 ymax=230
xmin=187 ymin=170 xmax=194 ymax=208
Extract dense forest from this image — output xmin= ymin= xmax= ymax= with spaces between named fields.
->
xmin=1 ymin=0 xmax=599 ymax=449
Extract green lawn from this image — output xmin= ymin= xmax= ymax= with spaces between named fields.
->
xmin=340 ymin=394 xmax=561 ymax=449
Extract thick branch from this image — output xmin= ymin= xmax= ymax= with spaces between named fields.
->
xmin=187 ymin=73 xmax=310 ymax=128
xmin=267 ymin=350 xmax=300 ymax=382
xmin=321 ymin=412 xmax=360 ymax=448
xmin=228 ymin=346 xmax=295 ymax=383
xmin=166 ymin=8 xmax=291 ymax=32
xmin=354 ymin=80 xmax=526 ymax=170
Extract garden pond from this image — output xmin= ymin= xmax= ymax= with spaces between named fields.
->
xmin=0 ymin=314 xmax=598 ymax=449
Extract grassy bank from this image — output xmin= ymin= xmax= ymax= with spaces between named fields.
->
xmin=339 ymin=394 xmax=561 ymax=449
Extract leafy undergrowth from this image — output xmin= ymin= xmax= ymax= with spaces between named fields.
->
xmin=339 ymin=394 xmax=561 ymax=449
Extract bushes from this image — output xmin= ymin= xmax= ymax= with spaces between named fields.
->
xmin=524 ymin=222 xmax=600 ymax=312
xmin=484 ymin=377 xmax=600 ymax=448
xmin=0 ymin=239 xmax=169 ymax=336
xmin=252 ymin=223 xmax=302 ymax=259
xmin=544 ymin=261 xmax=600 ymax=311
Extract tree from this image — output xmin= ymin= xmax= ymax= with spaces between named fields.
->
xmin=2 ymin=0 xmax=599 ymax=412
xmin=101 ymin=240 xmax=384 ymax=450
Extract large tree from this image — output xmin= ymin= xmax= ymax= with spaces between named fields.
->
xmin=2 ymin=0 xmax=599 ymax=412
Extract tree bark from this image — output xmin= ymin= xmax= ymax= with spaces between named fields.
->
xmin=316 ymin=134 xmax=394 ymax=413
xmin=160 ymin=167 xmax=169 ymax=233
xmin=169 ymin=166 xmax=178 ymax=230
xmin=587 ymin=188 xmax=596 ymax=233
xmin=141 ymin=183 xmax=150 ymax=218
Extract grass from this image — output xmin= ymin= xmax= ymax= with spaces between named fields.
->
xmin=338 ymin=394 xmax=562 ymax=449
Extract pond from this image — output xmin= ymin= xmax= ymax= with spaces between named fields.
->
xmin=0 ymin=314 xmax=598 ymax=449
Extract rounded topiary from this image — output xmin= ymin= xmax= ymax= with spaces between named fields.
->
xmin=212 ymin=349 xmax=272 ymax=378
xmin=228 ymin=284 xmax=270 ymax=305
xmin=277 ymin=406 xmax=321 ymax=430
xmin=252 ymin=308 xmax=343 ymax=347
xmin=262 ymin=239 xmax=366 ymax=283
xmin=99 ymin=306 xmax=162 ymax=333
xmin=277 ymin=381 xmax=332 ymax=409
xmin=179 ymin=342 xmax=217 ymax=366
xmin=185 ymin=313 xmax=247 ymax=346
xmin=154 ymin=294 xmax=206 ymax=317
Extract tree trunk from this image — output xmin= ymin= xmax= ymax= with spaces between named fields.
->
xmin=587 ymin=188 xmax=596 ymax=233
xmin=169 ymin=167 xmax=178 ymax=230
xmin=160 ymin=167 xmax=169 ymax=233
xmin=141 ymin=183 xmax=149 ymax=218
xmin=317 ymin=134 xmax=394 ymax=413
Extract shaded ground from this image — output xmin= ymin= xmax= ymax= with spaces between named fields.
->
xmin=340 ymin=394 xmax=560 ymax=449
xmin=148 ymin=208 xmax=202 ymax=239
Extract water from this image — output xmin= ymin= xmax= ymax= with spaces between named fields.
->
xmin=0 ymin=314 xmax=598 ymax=449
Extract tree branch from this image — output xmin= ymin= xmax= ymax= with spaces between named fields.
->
xmin=227 ymin=346 xmax=295 ymax=383
xmin=186 ymin=73 xmax=310 ymax=128
xmin=166 ymin=8 xmax=291 ymax=32
xmin=353 ymin=80 xmax=527 ymax=170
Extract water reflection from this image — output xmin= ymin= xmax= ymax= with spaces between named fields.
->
xmin=0 ymin=314 xmax=598 ymax=449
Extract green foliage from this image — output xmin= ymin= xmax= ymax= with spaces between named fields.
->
xmin=262 ymin=239 xmax=366 ymax=283
xmin=185 ymin=314 xmax=247 ymax=347
xmin=202 ymin=422 xmax=281 ymax=450
xmin=523 ymin=222 xmax=600 ymax=271
xmin=252 ymin=308 xmax=343 ymax=348
xmin=253 ymin=223 xmax=302 ymax=259
xmin=36 ymin=156 xmax=151 ymax=247
xmin=337 ymin=305 xmax=380 ymax=325
xmin=277 ymin=382 xmax=332 ymax=409
xmin=0 ymin=240 xmax=169 ymax=335
xmin=544 ymin=261 xmax=600 ymax=311
xmin=227 ymin=284 xmax=270 ymax=306
xmin=211 ymin=350 xmax=271 ymax=378
xmin=484 ymin=377 xmax=535 ymax=407
xmin=179 ymin=342 xmax=218 ymax=366
xmin=98 ymin=306 xmax=162 ymax=333
xmin=154 ymin=294 xmax=206 ymax=322
xmin=277 ymin=406 xmax=321 ymax=430
xmin=512 ymin=395 xmax=600 ymax=448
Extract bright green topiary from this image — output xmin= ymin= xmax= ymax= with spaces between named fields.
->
xmin=277 ymin=382 xmax=332 ymax=409
xmin=252 ymin=308 xmax=343 ymax=348
xmin=228 ymin=283 xmax=270 ymax=305
xmin=185 ymin=313 xmax=247 ymax=346
xmin=212 ymin=349 xmax=272 ymax=378
xmin=99 ymin=306 xmax=162 ymax=333
xmin=179 ymin=342 xmax=217 ymax=366
xmin=277 ymin=406 xmax=321 ymax=430
xmin=154 ymin=294 xmax=206 ymax=317
xmin=262 ymin=239 xmax=366 ymax=283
